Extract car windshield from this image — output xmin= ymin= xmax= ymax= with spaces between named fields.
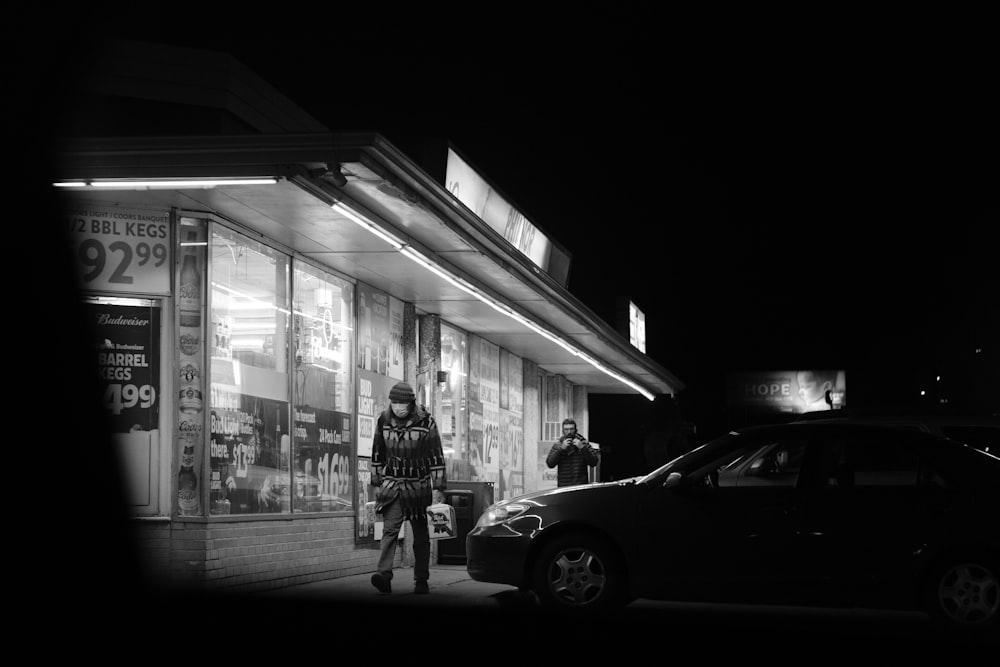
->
xmin=637 ymin=431 xmax=741 ymax=484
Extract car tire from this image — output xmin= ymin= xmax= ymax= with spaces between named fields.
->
xmin=923 ymin=551 xmax=1000 ymax=640
xmin=531 ymin=532 xmax=627 ymax=614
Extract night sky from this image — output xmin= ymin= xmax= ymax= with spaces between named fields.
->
xmin=19 ymin=5 xmax=999 ymax=438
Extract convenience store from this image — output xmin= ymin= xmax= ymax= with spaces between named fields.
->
xmin=54 ymin=39 xmax=683 ymax=592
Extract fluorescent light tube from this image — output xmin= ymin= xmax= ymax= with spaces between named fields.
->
xmin=53 ymin=177 xmax=278 ymax=188
xmin=331 ymin=203 xmax=404 ymax=249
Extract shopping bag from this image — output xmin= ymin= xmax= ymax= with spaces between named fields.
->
xmin=426 ymin=502 xmax=456 ymax=540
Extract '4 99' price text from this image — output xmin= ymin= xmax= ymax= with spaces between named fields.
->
xmin=104 ymin=383 xmax=157 ymax=415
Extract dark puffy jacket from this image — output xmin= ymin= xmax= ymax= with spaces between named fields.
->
xmin=546 ymin=436 xmax=599 ymax=487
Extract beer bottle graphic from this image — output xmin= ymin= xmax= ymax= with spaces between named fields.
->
xmin=178 ymin=443 xmax=200 ymax=516
xmin=179 ymin=230 xmax=202 ymax=329
xmin=178 ymin=362 xmax=203 ymax=415
xmin=359 ymin=290 xmax=372 ymax=370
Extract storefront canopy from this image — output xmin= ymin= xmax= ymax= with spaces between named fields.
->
xmin=55 ymin=132 xmax=684 ymax=398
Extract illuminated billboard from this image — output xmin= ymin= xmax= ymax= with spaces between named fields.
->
xmin=726 ymin=370 xmax=846 ymax=414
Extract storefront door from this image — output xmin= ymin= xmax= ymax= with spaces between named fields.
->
xmin=88 ymin=297 xmax=163 ymax=514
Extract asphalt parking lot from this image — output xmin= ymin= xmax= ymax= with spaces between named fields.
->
xmin=211 ymin=565 xmax=992 ymax=657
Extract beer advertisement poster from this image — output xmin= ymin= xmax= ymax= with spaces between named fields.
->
xmin=92 ymin=301 xmax=161 ymax=433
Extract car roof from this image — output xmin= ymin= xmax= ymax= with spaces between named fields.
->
xmin=644 ymin=420 xmax=1000 ymax=484
xmin=789 ymin=412 xmax=1000 ymax=450
xmin=728 ymin=421 xmax=1000 ymax=465
xmin=730 ymin=420 xmax=1000 ymax=461
xmin=792 ymin=410 xmax=1000 ymax=428
xmin=733 ymin=420 xmax=959 ymax=443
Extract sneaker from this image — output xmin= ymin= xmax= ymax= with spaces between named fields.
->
xmin=414 ymin=580 xmax=429 ymax=594
xmin=370 ymin=573 xmax=391 ymax=594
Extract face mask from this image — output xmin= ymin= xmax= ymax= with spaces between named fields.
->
xmin=391 ymin=403 xmax=410 ymax=418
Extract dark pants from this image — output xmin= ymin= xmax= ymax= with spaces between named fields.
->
xmin=376 ymin=498 xmax=430 ymax=582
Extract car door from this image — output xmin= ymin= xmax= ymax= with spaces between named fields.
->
xmin=796 ymin=428 xmax=934 ymax=605
xmin=641 ymin=433 xmax=814 ymax=603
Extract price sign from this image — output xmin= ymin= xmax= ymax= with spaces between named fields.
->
xmin=103 ymin=382 xmax=157 ymax=416
xmin=67 ymin=203 xmax=171 ymax=294
xmin=90 ymin=302 xmax=161 ymax=433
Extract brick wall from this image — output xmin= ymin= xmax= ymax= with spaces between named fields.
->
xmin=151 ymin=515 xmax=396 ymax=593
xmin=131 ymin=518 xmax=172 ymax=590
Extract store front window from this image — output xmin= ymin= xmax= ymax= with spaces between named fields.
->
xmin=291 ymin=262 xmax=354 ymax=512
xmin=208 ymin=226 xmax=291 ymax=515
xmin=356 ymin=283 xmax=406 ymax=542
xmin=440 ymin=323 xmax=468 ymax=470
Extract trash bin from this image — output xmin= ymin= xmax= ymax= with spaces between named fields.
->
xmin=436 ymin=489 xmax=475 ymax=565
xmin=448 ymin=480 xmax=494 ymax=515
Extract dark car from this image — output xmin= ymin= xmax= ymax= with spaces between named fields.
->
xmin=466 ymin=422 xmax=1000 ymax=639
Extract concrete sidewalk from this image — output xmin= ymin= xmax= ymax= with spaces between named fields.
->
xmin=255 ymin=563 xmax=529 ymax=609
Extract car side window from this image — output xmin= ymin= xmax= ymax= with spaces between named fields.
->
xmin=818 ymin=441 xmax=851 ymax=488
xmin=821 ymin=436 xmax=919 ymax=487
xmin=689 ymin=448 xmax=755 ymax=488
xmin=735 ymin=439 xmax=808 ymax=487
xmin=917 ymin=457 xmax=953 ymax=489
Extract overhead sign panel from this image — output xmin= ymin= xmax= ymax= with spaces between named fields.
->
xmin=629 ymin=301 xmax=646 ymax=353
xmin=445 ymin=148 xmax=553 ymax=274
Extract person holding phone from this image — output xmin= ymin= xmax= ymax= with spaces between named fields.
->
xmin=546 ymin=418 xmax=599 ymax=487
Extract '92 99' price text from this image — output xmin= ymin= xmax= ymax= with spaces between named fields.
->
xmin=78 ymin=238 xmax=168 ymax=285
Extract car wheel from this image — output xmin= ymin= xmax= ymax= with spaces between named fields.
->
xmin=532 ymin=532 xmax=626 ymax=613
xmin=924 ymin=552 xmax=1000 ymax=638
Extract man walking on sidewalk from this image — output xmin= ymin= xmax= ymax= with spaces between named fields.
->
xmin=370 ymin=381 xmax=447 ymax=594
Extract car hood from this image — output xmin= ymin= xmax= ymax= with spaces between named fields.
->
xmin=497 ymin=476 xmax=645 ymax=507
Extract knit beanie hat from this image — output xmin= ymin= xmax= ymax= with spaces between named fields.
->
xmin=388 ymin=381 xmax=416 ymax=403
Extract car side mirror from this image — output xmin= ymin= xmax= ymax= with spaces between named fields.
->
xmin=663 ymin=472 xmax=684 ymax=489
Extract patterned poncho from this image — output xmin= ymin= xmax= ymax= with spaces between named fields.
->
xmin=371 ymin=404 xmax=447 ymax=520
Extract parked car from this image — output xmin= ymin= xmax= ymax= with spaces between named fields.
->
xmin=466 ymin=421 xmax=1000 ymax=639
